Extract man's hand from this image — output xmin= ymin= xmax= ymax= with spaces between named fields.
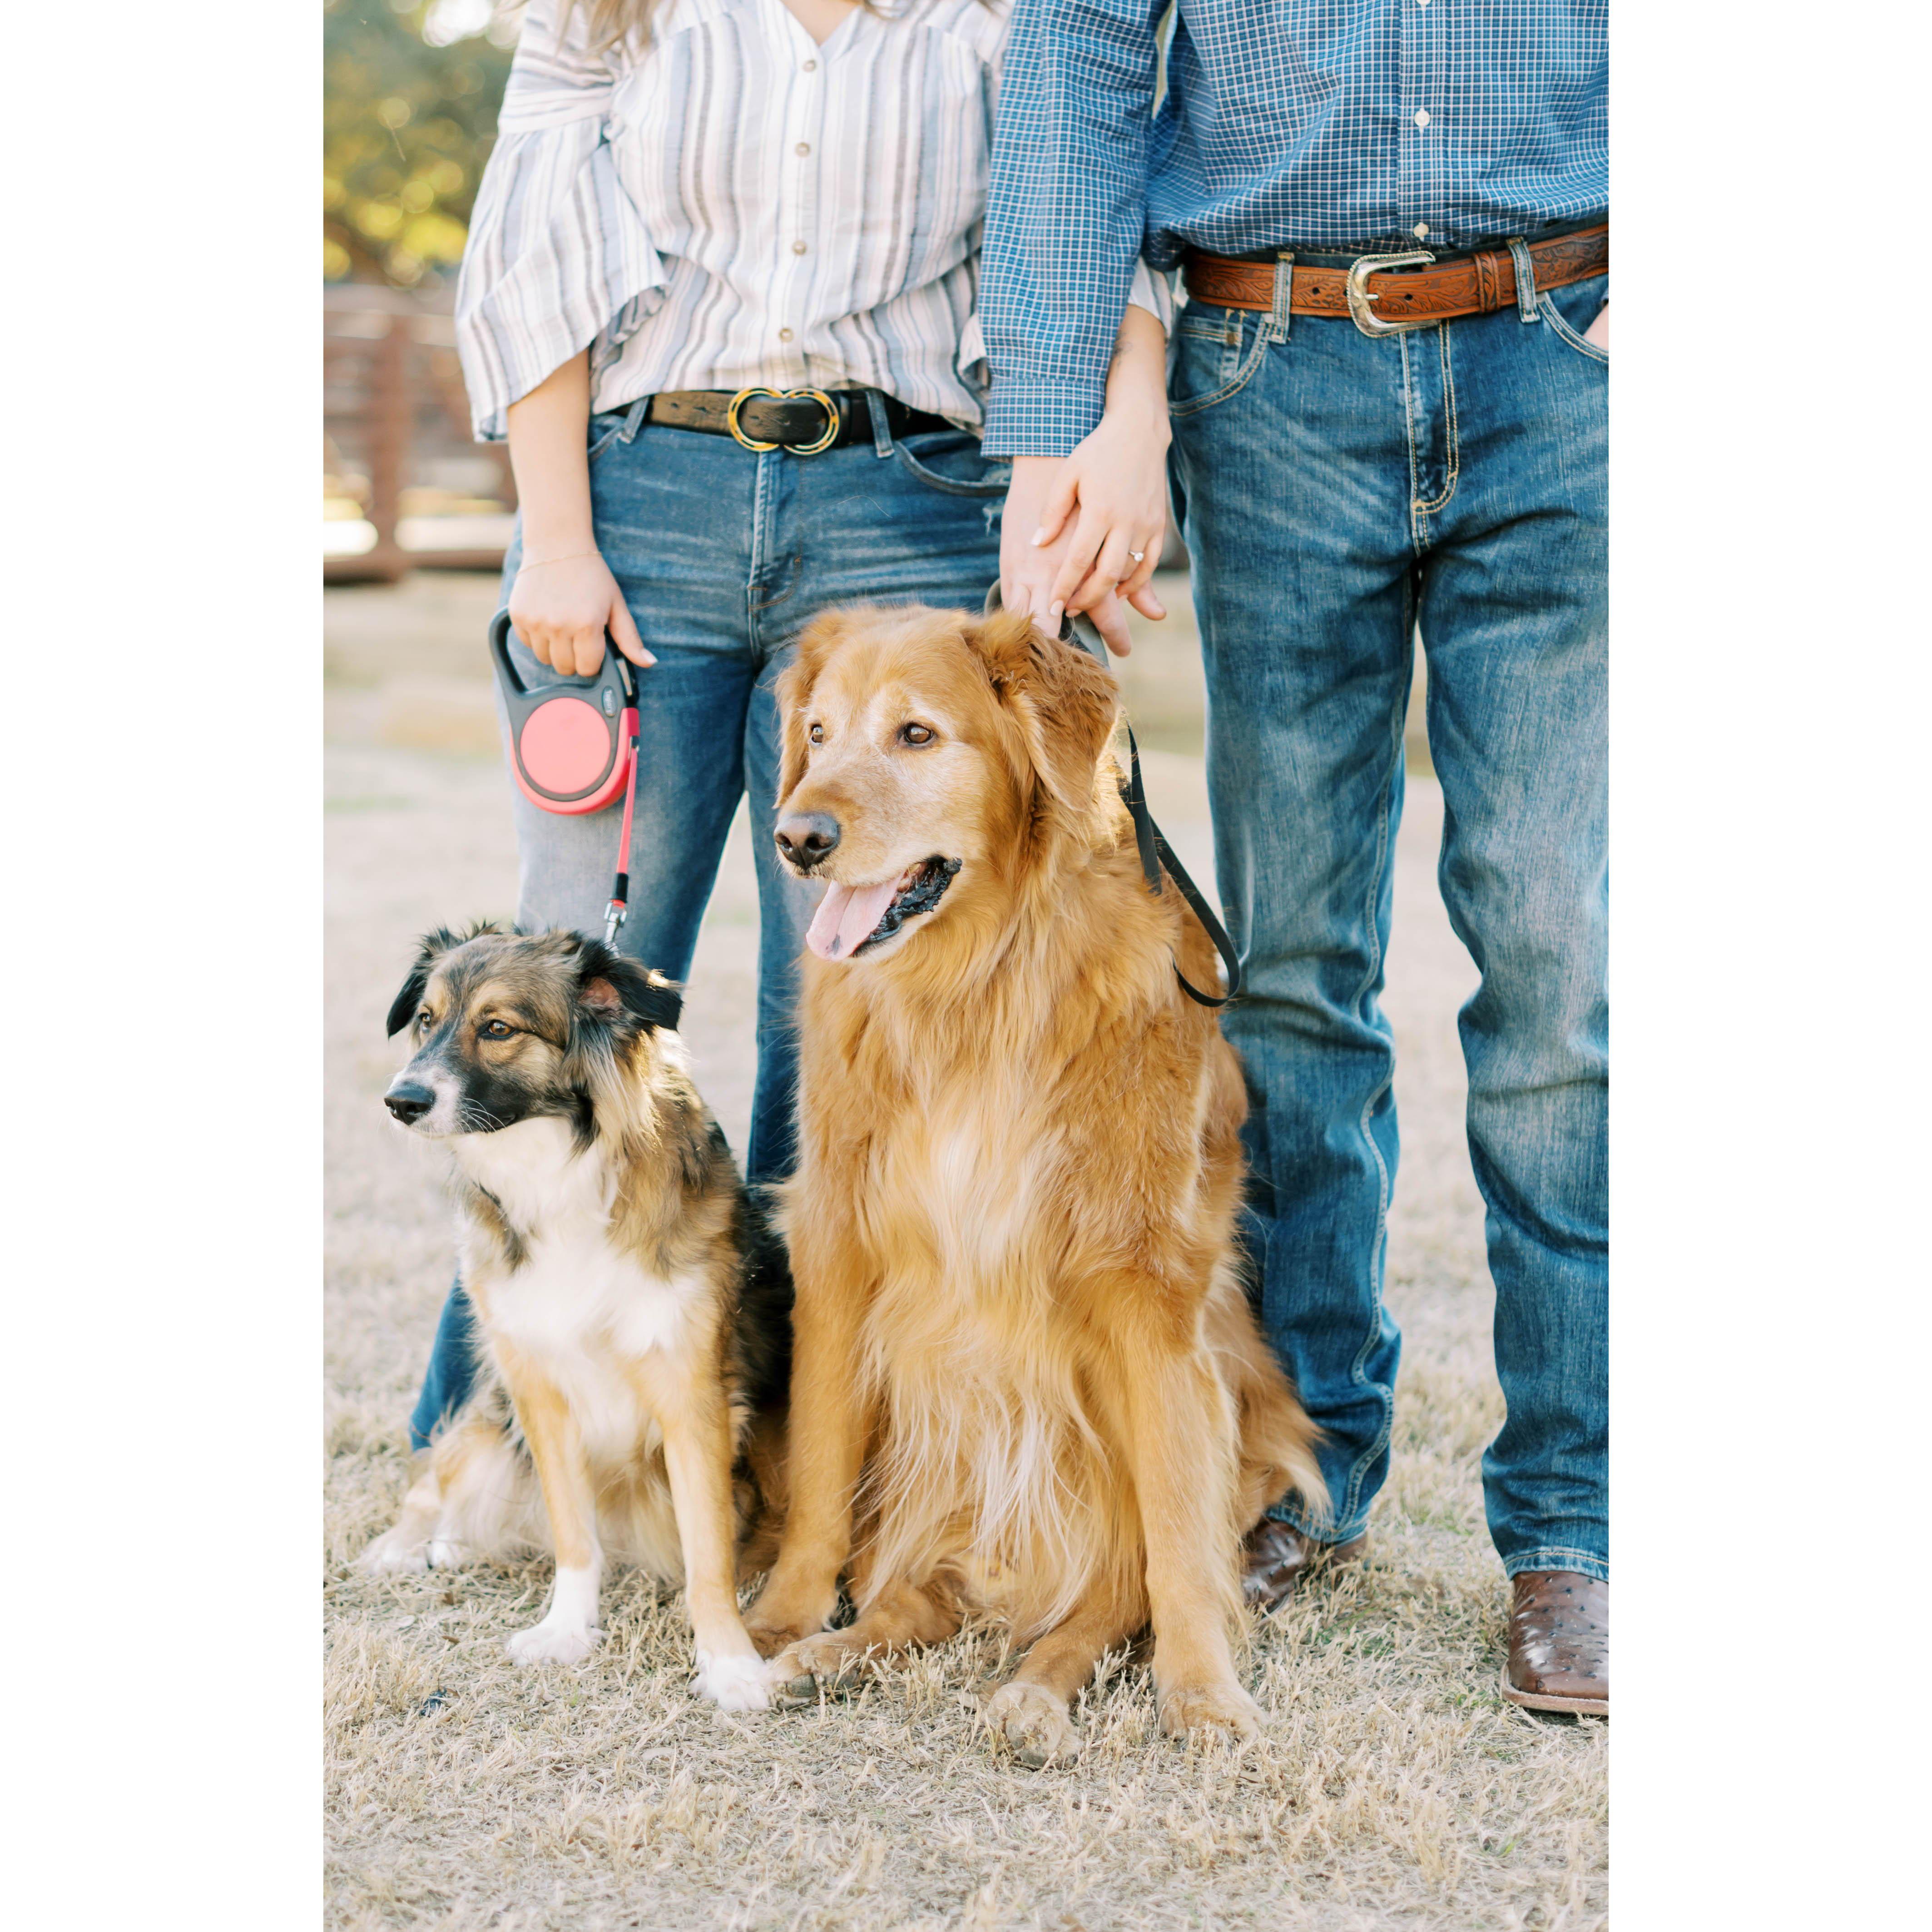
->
xmin=1585 ymin=301 xmax=1608 ymax=351
xmin=1000 ymin=413 xmax=1169 ymax=658
xmin=506 ymin=551 xmax=654 ymax=679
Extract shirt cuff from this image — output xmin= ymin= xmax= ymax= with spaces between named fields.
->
xmin=979 ymin=380 xmax=1109 ymax=459
xmin=1124 ymin=259 xmax=1174 ymax=332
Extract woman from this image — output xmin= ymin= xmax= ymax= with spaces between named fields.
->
xmin=407 ymin=0 xmax=1175 ymax=1445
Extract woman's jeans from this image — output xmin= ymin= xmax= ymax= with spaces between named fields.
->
xmin=1168 ymin=269 xmax=1609 ymax=1582
xmin=408 ymin=396 xmax=1006 ymax=1449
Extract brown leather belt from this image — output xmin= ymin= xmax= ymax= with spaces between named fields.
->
xmin=1182 ymin=224 xmax=1607 ymax=336
xmin=643 ymin=387 xmax=954 ymax=453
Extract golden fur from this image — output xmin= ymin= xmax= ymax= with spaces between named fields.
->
xmin=745 ymin=605 xmax=1325 ymax=1764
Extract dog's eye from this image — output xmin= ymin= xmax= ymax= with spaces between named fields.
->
xmin=478 ymin=1019 xmax=514 ymax=1040
xmin=416 ymin=1007 xmax=433 ymax=1029
xmin=807 ymin=723 xmax=824 ymax=745
xmin=899 ymin=723 xmax=935 ymax=747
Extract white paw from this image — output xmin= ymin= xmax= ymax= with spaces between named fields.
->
xmin=505 ymin=1620 xmax=603 ymax=1667
xmin=359 ymin=1529 xmax=428 ymax=1575
xmin=692 ymin=1648 xmax=773 ymax=1713
xmin=426 ymin=1538 xmax=468 ymax=1570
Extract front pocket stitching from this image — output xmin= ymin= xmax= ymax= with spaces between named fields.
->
xmin=1170 ymin=319 xmax=1273 ymax=419
xmin=1541 ymin=298 xmax=1608 ymax=365
xmin=891 ymin=440 xmax=1009 ymax=496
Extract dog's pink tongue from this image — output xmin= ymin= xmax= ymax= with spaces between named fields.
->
xmin=805 ymin=877 xmax=902 ymax=961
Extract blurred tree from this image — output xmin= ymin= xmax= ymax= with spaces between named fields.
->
xmin=324 ymin=0 xmax=518 ymax=287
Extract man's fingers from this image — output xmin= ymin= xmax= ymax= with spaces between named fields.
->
xmin=1126 ymin=580 xmax=1168 ymax=621
xmin=608 ymin=595 xmax=655 ymax=668
xmin=1030 ymin=466 xmax=1080 ymax=550
xmin=1087 ymin=592 xmax=1134 ymax=658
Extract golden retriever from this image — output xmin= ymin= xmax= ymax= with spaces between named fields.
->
xmin=743 ymin=604 xmax=1324 ymax=1764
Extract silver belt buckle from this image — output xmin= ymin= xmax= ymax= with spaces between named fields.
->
xmin=1346 ymin=249 xmax=1437 ymax=337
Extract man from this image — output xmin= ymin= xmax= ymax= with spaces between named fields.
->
xmin=980 ymin=0 xmax=1609 ymax=1716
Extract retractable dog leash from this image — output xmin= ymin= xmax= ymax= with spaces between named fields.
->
xmin=488 ymin=609 xmax=641 ymax=946
xmin=984 ymin=588 xmax=1243 ymax=1008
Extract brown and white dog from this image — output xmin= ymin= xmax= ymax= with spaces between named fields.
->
xmin=360 ymin=924 xmax=788 ymax=1711
xmin=743 ymin=604 xmax=1325 ymax=1764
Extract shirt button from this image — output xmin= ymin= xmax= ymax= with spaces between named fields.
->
xmin=1414 ymin=109 xmax=1431 ymax=129
xmin=1413 ymin=222 xmax=1430 ymax=239
xmin=803 ymin=59 xmax=817 ymax=72
xmin=796 ymin=142 xmax=810 ymax=157
xmin=792 ymin=240 xmax=808 ymax=255
xmin=778 ymin=327 xmax=794 ymax=342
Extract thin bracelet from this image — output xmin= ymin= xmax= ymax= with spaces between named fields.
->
xmin=519 ymin=549 xmax=598 ymax=570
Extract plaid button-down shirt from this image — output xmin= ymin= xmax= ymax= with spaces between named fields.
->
xmin=981 ymin=0 xmax=1609 ymax=455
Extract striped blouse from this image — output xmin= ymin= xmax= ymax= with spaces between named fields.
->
xmin=455 ymin=0 xmax=1166 ymax=441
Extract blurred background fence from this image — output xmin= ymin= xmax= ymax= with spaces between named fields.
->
xmin=324 ymin=0 xmax=519 ymax=581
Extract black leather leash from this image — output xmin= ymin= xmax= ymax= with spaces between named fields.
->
xmin=984 ymin=588 xmax=1242 ymax=1007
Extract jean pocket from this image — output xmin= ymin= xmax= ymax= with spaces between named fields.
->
xmin=892 ymin=430 xmax=1011 ymax=497
xmin=1169 ymin=310 xmax=1272 ymax=418
xmin=1539 ymin=275 xmax=1609 ymax=367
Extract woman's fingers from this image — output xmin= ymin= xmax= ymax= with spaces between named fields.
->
xmin=1047 ymin=505 xmax=1109 ymax=614
xmin=1126 ymin=580 xmax=1168 ymax=621
xmin=607 ymin=594 xmax=655 ymax=668
xmin=1116 ymin=524 xmax=1166 ymax=604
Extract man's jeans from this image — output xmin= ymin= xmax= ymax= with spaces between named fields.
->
xmin=408 ymin=399 xmax=1007 ymax=1449
xmin=1168 ymin=266 xmax=1608 ymax=1582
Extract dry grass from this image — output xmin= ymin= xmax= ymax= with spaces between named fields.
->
xmin=325 ymin=578 xmax=1606 ymax=1930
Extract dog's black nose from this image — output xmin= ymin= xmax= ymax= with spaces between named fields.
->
xmin=385 ymin=1081 xmax=436 ymax=1125
xmin=774 ymin=812 xmax=841 ymax=868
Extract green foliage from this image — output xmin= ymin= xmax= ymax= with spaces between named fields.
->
xmin=324 ymin=0 xmax=516 ymax=287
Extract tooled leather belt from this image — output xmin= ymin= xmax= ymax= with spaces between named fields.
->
xmin=643 ymin=386 xmax=955 ymax=453
xmin=1182 ymin=224 xmax=1608 ymax=337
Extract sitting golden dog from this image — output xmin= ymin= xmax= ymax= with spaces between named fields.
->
xmin=745 ymin=603 xmax=1325 ymax=1764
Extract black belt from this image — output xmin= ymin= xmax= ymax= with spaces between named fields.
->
xmin=644 ymin=387 xmax=956 ymax=454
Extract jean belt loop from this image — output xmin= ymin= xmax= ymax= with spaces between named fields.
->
xmin=1506 ymin=237 xmax=1541 ymax=323
xmin=1270 ymin=251 xmax=1295 ymax=342
xmin=865 ymin=388 xmax=895 ymax=458
xmin=619 ymin=394 xmax=651 ymax=443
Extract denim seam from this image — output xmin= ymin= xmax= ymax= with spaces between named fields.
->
xmin=1412 ymin=325 xmax=1460 ymax=516
xmin=1399 ymin=333 xmax=1427 ymax=554
xmin=1329 ymin=605 xmax=1411 ymax=1530
xmin=1502 ymin=1546 xmax=1609 ymax=1582
xmin=1170 ymin=312 xmax=1273 ymax=418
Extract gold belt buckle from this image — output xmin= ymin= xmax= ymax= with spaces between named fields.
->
xmin=725 ymin=385 xmax=842 ymax=455
xmin=1345 ymin=249 xmax=1437 ymax=337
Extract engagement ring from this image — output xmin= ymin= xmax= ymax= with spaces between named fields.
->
xmin=1128 ymin=548 xmax=1145 ymax=564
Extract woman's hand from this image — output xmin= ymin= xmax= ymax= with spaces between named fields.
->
xmin=506 ymin=550 xmax=653 ymax=679
xmin=997 ymin=301 xmax=1172 ymax=658
xmin=503 ymin=351 xmax=653 ymax=679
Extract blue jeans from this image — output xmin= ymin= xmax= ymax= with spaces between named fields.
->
xmin=1169 ymin=266 xmax=1608 ymax=1583
xmin=409 ymin=396 xmax=1007 ymax=1449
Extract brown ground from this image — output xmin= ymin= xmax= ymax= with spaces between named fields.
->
xmin=325 ymin=573 xmax=1606 ymax=1930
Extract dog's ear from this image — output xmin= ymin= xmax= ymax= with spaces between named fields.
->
xmin=577 ymin=948 xmax=684 ymax=1034
xmin=965 ymin=609 xmax=1120 ymax=823
xmin=384 ymin=926 xmax=463 ymax=1037
xmin=775 ymin=609 xmax=848 ymax=806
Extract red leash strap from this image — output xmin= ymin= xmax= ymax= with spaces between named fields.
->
xmin=602 ymin=694 xmax=640 ymax=948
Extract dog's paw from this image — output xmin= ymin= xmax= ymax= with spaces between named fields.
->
xmin=505 ymin=1620 xmax=603 ymax=1667
xmin=983 ymin=1680 xmax=1079 ymax=1769
xmin=425 ymin=1537 xmax=469 ymax=1570
xmin=358 ymin=1529 xmax=428 ymax=1575
xmin=765 ymin=1630 xmax=869 ymax=1703
xmin=1158 ymin=1677 xmax=1263 ymax=1745
xmin=692 ymin=1649 xmax=773 ymax=1714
